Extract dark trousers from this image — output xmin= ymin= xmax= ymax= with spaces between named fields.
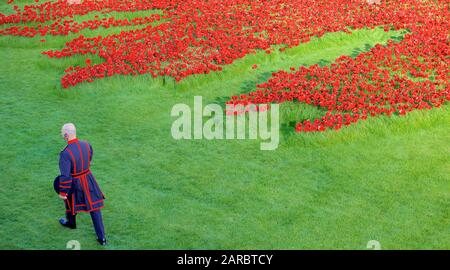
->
xmin=65 ymin=198 xmax=105 ymax=240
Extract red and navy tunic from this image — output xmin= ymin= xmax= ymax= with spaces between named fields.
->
xmin=59 ymin=138 xmax=104 ymax=214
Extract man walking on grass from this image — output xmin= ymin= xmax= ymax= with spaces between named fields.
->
xmin=56 ymin=123 xmax=107 ymax=245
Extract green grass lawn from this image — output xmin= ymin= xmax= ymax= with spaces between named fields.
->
xmin=0 ymin=2 xmax=449 ymax=250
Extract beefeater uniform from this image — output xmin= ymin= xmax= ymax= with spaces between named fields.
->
xmin=58 ymin=138 xmax=105 ymax=240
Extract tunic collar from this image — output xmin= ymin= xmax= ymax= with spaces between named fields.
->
xmin=67 ymin=138 xmax=79 ymax=145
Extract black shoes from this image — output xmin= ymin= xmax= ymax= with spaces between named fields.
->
xmin=59 ymin=218 xmax=76 ymax=229
xmin=97 ymin=238 xmax=107 ymax=246
xmin=59 ymin=218 xmax=106 ymax=246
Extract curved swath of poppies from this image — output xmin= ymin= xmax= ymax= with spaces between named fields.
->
xmin=1 ymin=0 xmax=449 ymax=133
xmin=226 ymin=1 xmax=449 ymax=132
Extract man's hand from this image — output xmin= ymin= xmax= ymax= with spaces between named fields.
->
xmin=59 ymin=194 xmax=67 ymax=200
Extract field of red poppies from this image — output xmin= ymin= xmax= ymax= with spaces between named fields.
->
xmin=1 ymin=0 xmax=448 ymax=133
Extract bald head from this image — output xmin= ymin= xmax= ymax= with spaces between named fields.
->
xmin=61 ymin=123 xmax=77 ymax=141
